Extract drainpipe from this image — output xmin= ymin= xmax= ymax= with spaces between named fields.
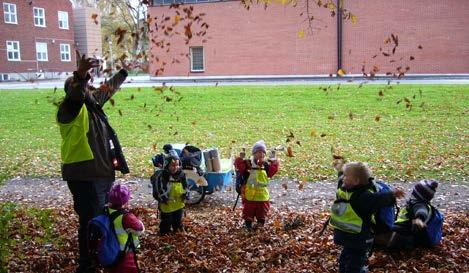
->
xmin=337 ymin=0 xmax=343 ymax=76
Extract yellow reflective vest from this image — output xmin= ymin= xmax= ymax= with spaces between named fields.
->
xmin=108 ymin=208 xmax=140 ymax=251
xmin=244 ymin=166 xmax=270 ymax=202
xmin=58 ymin=105 xmax=94 ymax=164
xmin=159 ymin=179 xmax=186 ymax=213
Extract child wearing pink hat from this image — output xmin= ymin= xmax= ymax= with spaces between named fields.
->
xmin=105 ymin=184 xmax=144 ymax=273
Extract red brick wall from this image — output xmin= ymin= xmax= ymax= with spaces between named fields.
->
xmin=148 ymin=0 xmax=469 ymax=77
xmin=342 ymin=0 xmax=469 ymax=75
xmin=149 ymin=1 xmax=337 ymax=76
xmin=0 ymin=0 xmax=76 ymax=74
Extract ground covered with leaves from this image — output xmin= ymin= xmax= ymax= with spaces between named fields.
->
xmin=1 ymin=178 xmax=468 ymax=273
xmin=3 ymin=204 xmax=468 ymax=273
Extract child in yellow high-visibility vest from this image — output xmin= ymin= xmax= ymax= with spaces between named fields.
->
xmin=154 ymin=150 xmax=189 ymax=235
xmin=235 ymin=140 xmax=279 ymax=230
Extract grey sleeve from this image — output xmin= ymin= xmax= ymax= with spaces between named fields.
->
xmin=412 ymin=202 xmax=431 ymax=222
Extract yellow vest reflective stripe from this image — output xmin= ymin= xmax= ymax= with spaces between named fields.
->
xmin=329 ymin=189 xmax=364 ymax=234
xmin=159 ymin=180 xmax=185 ymax=213
xmin=245 ymin=168 xmax=270 ymax=201
xmin=109 ymin=208 xmax=140 ymax=251
xmin=395 ymin=205 xmax=432 ymax=224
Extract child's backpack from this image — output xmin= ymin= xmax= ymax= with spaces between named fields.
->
xmin=424 ymin=205 xmax=444 ymax=246
xmin=88 ymin=207 xmax=134 ymax=267
xmin=372 ymin=180 xmax=398 ymax=233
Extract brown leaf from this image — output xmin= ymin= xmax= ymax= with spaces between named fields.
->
xmin=282 ymin=182 xmax=288 ymax=190
xmin=348 ymin=111 xmax=354 ymax=120
xmin=378 ymin=90 xmax=384 ymax=96
xmin=91 ymin=13 xmax=98 ymax=24
xmin=375 ymin=115 xmax=381 ymax=122
xmin=287 ymin=146 xmax=294 ymax=157
xmin=418 ymin=45 xmax=423 ymax=49
xmin=184 ymin=23 xmax=192 ymax=39
xmin=109 ymin=98 xmax=115 ymax=107
xmin=118 ymin=109 xmax=123 ymax=116
xmin=410 ymin=56 xmax=415 ymax=61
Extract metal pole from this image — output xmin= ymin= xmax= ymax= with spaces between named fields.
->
xmin=337 ymin=0 xmax=343 ymax=75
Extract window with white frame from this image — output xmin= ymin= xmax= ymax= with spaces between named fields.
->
xmin=60 ymin=44 xmax=71 ymax=61
xmin=58 ymin=11 xmax=69 ymax=29
xmin=33 ymin=7 xmax=45 ymax=27
xmin=190 ymin=47 xmax=204 ymax=72
xmin=3 ymin=3 xmax=17 ymax=24
xmin=6 ymin=41 xmax=20 ymax=61
xmin=36 ymin=42 xmax=48 ymax=61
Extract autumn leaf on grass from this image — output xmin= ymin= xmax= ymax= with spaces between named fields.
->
xmin=378 ymin=90 xmax=384 ymax=96
xmin=118 ymin=109 xmax=123 ymax=116
xmin=348 ymin=111 xmax=354 ymax=120
xmin=337 ymin=68 xmax=346 ymax=77
xmin=287 ymin=146 xmax=294 ymax=157
xmin=375 ymin=115 xmax=381 ymax=122
xmin=91 ymin=13 xmax=98 ymax=24
xmin=310 ymin=129 xmax=317 ymax=137
xmin=109 ymin=98 xmax=115 ymax=107
xmin=332 ymin=154 xmax=344 ymax=160
xmin=152 ymin=143 xmax=157 ymax=151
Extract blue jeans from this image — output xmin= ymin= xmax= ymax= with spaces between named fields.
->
xmin=339 ymin=246 xmax=369 ymax=273
xmin=67 ymin=180 xmax=113 ymax=270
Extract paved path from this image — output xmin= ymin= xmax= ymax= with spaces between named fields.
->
xmin=1 ymin=177 xmax=468 ymax=213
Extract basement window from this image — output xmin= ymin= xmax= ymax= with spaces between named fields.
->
xmin=190 ymin=47 xmax=204 ymax=72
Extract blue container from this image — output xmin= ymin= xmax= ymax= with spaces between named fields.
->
xmin=205 ymin=170 xmax=233 ymax=193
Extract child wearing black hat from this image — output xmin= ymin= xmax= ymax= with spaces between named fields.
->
xmin=382 ymin=179 xmax=444 ymax=250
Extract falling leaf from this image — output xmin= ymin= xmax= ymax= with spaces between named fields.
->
xmin=114 ymin=27 xmax=127 ymax=45
xmin=297 ymin=29 xmax=305 ymax=39
xmin=375 ymin=115 xmax=381 ymax=122
xmin=184 ymin=23 xmax=192 ymax=39
xmin=91 ymin=13 xmax=98 ymax=24
xmin=287 ymin=146 xmax=294 ymax=157
xmin=337 ymin=69 xmax=346 ymax=77
xmin=174 ymin=15 xmax=180 ymax=25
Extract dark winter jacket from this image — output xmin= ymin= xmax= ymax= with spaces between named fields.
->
xmin=333 ymin=173 xmax=397 ymax=249
xmin=57 ymin=69 xmax=128 ymax=182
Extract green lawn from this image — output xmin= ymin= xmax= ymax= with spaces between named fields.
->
xmin=0 ymin=84 xmax=467 ymax=183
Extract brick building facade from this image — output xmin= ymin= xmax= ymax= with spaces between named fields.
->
xmin=0 ymin=0 xmax=76 ymax=81
xmin=148 ymin=0 xmax=469 ymax=77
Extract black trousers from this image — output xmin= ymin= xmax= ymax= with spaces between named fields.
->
xmin=159 ymin=209 xmax=184 ymax=235
xmin=67 ymin=180 xmax=113 ymax=269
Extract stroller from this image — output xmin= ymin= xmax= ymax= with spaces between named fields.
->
xmin=151 ymin=144 xmax=208 ymax=205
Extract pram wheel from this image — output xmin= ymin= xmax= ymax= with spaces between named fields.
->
xmin=186 ymin=185 xmax=206 ymax=205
